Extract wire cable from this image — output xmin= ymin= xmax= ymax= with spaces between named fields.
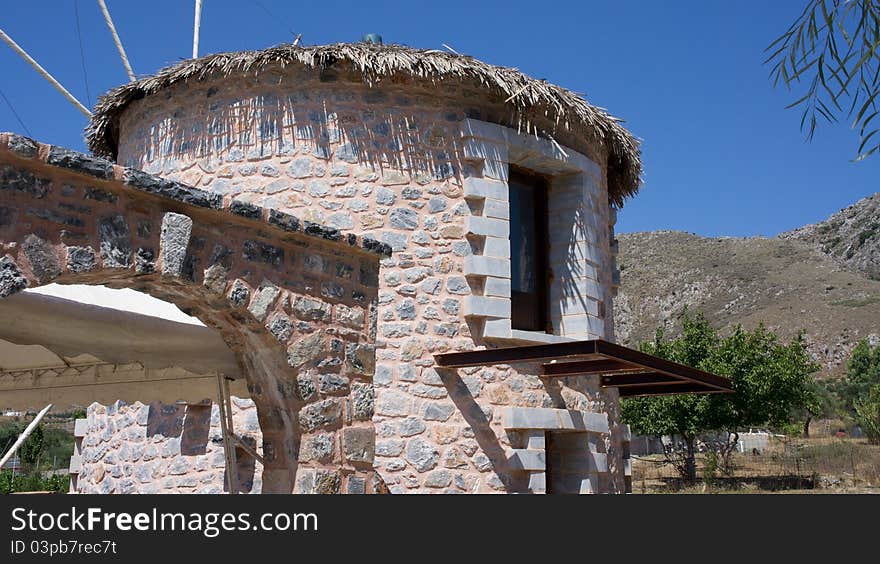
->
xmin=0 ymin=87 xmax=33 ymax=137
xmin=251 ymin=0 xmax=297 ymax=39
xmin=73 ymin=0 xmax=92 ymax=107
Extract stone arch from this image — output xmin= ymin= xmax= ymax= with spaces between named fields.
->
xmin=0 ymin=135 xmax=384 ymax=493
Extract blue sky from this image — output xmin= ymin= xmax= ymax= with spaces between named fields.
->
xmin=1 ymin=1 xmax=877 ymax=237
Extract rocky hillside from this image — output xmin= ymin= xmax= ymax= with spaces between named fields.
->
xmin=781 ymin=192 xmax=880 ymax=280
xmin=614 ymin=193 xmax=880 ymax=377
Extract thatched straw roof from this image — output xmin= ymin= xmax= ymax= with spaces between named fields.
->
xmin=86 ymin=42 xmax=641 ymax=204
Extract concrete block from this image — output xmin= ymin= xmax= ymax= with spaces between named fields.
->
xmin=507 ymin=330 xmax=575 ymax=344
xmin=461 ymin=137 xmax=507 ymax=163
xmin=589 ymin=452 xmax=609 ymax=473
xmin=579 ymin=473 xmax=600 ymax=494
xmin=484 ymin=276 xmax=511 ymax=297
xmin=483 ymin=236 xmax=511 ymax=259
xmin=482 ymin=159 xmax=508 ymax=181
xmin=549 ymin=278 xmax=602 ymax=302
xmin=463 ymin=177 xmax=508 ymax=200
xmin=503 ymin=408 xmax=608 ymax=433
xmin=74 ymin=418 xmax=88 ymax=437
xmin=68 ymin=454 xmax=82 ymax=474
xmin=466 ymin=216 xmax=509 ymax=239
xmin=483 ymin=317 xmax=512 ymax=338
xmin=459 ymin=118 xmax=508 ymax=143
xmin=587 ymin=315 xmax=606 ymax=337
xmin=464 ymin=255 xmax=510 ymax=277
xmin=463 ymin=295 xmax=510 ymax=319
xmin=508 ymin=449 xmax=546 ymax=471
xmin=483 ymin=198 xmax=510 ymax=220
xmin=526 ymin=430 xmax=545 ymax=450
xmin=558 ymin=314 xmax=589 ymax=336
xmin=558 ymin=297 xmax=599 ymax=317
xmin=528 ymin=471 xmax=546 ymax=494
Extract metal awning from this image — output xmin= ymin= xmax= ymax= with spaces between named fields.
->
xmin=434 ymin=339 xmax=732 ymax=397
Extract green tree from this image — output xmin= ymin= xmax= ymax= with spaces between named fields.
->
xmin=831 ymin=338 xmax=880 ymax=439
xmin=801 ymin=379 xmax=842 ymax=437
xmin=832 ymin=338 xmax=880 ymax=416
xmin=621 ymin=312 xmax=819 ymax=483
xmin=19 ymin=424 xmax=44 ymax=466
xmin=766 ymin=1 xmax=880 ymax=159
xmin=854 ymin=383 xmax=880 ymax=443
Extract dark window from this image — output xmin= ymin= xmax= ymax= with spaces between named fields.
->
xmin=508 ymin=168 xmax=549 ymax=332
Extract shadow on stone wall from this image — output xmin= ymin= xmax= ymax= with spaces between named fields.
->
xmin=438 ymin=367 xmax=522 ymax=493
xmin=146 ymin=402 xmax=185 ymax=438
xmin=224 ymin=436 xmax=257 ymax=494
xmin=127 ymin=84 xmax=464 ymax=189
xmin=181 ymin=403 xmax=212 ymax=455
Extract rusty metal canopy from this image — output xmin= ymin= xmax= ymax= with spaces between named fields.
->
xmin=433 ymin=339 xmax=732 ymax=397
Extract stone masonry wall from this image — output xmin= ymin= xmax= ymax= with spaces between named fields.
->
xmin=0 ymin=135 xmax=387 ymax=494
xmin=76 ymin=398 xmax=263 ymax=494
xmin=113 ymin=67 xmax=627 ymax=493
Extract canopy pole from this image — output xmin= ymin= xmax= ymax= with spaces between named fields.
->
xmin=216 ymin=373 xmax=239 ymax=494
xmin=0 ymin=28 xmax=91 ymax=117
xmin=0 ymin=404 xmax=53 ymax=469
xmin=97 ymin=0 xmax=135 ymax=82
xmin=192 ymin=0 xmax=203 ymax=59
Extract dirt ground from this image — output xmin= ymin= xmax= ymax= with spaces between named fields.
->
xmin=631 ymin=436 xmax=880 ymax=494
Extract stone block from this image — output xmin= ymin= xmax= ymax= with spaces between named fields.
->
xmin=159 ymin=212 xmax=193 ymax=276
xmin=462 ymin=177 xmax=507 ymax=200
xmin=0 ymin=256 xmax=28 ymax=297
xmin=298 ymin=398 xmax=342 ymax=431
xmin=482 ymin=318 xmax=512 ymax=339
xmin=528 ymin=471 xmax=546 ymax=494
xmin=525 ymin=430 xmax=545 ymax=450
xmin=343 ymin=427 xmax=375 ymax=463
xmin=464 ymin=255 xmax=510 ymax=278
xmin=508 ymin=449 xmax=546 ymax=472
xmin=463 ymin=295 xmax=510 ymax=319
xmin=483 ymin=236 xmax=511 ymax=259
xmin=483 ymin=198 xmax=509 ymax=220
xmin=465 ymin=216 xmax=508 ymax=239
xmin=484 ymin=276 xmax=511 ymax=298
xmin=502 ymin=408 xmax=609 ymax=434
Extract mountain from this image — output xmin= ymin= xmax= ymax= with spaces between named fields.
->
xmin=780 ymin=192 xmax=880 ymax=280
xmin=613 ymin=193 xmax=880 ymax=377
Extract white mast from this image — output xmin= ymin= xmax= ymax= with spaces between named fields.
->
xmin=192 ymin=0 xmax=203 ymax=58
xmin=0 ymin=27 xmax=91 ymax=117
xmin=97 ymin=0 xmax=136 ymax=82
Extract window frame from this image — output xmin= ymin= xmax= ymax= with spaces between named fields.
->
xmin=508 ymin=166 xmax=550 ymax=333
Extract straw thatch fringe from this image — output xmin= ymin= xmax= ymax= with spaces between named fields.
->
xmin=86 ymin=42 xmax=642 ymax=204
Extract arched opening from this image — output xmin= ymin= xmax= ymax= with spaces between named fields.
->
xmin=0 ymin=281 xmax=283 ymax=493
xmin=1 ymin=136 xmax=384 ymax=494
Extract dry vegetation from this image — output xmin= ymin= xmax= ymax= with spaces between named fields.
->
xmin=632 ymin=433 xmax=880 ymax=494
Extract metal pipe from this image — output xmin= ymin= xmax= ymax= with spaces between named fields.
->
xmin=0 ymin=28 xmax=91 ymax=117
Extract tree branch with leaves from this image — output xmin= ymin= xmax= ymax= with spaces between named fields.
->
xmin=766 ymin=0 xmax=880 ymax=159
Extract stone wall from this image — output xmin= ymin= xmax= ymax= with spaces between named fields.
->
xmin=0 ymin=135 xmax=387 ymax=494
xmin=113 ymin=68 xmax=627 ymax=493
xmin=75 ymin=399 xmax=263 ymax=494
